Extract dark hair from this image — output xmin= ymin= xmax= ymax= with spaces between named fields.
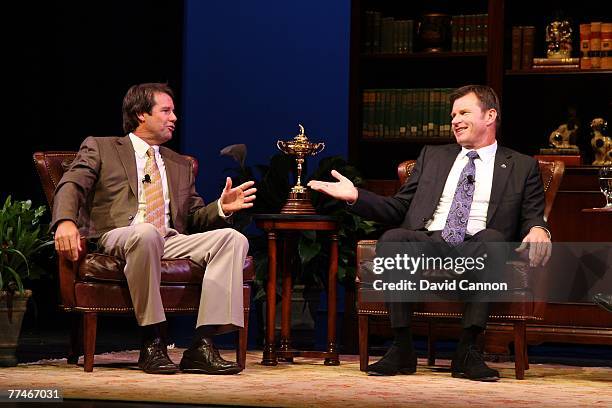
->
xmin=449 ymin=85 xmax=501 ymax=131
xmin=122 ymin=83 xmax=174 ymax=133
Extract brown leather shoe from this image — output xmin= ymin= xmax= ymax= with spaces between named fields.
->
xmin=138 ymin=337 xmax=178 ymax=374
xmin=179 ymin=338 xmax=242 ymax=375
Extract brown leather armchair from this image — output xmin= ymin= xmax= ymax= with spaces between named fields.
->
xmin=356 ymin=159 xmax=564 ymax=379
xmin=33 ymin=151 xmax=254 ymax=372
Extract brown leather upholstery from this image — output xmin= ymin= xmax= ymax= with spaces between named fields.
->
xmin=356 ymin=158 xmax=565 ymax=379
xmin=33 ymin=151 xmax=253 ymax=372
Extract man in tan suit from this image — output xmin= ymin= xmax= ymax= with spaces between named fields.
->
xmin=52 ymin=83 xmax=256 ymax=375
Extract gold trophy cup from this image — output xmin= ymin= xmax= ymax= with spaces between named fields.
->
xmin=277 ymin=124 xmax=325 ymax=214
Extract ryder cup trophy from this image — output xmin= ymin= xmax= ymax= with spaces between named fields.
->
xmin=277 ymin=124 xmax=325 ymax=214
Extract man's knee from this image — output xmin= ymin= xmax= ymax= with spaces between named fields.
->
xmin=127 ymin=223 xmax=164 ymax=250
xmin=471 ymin=228 xmax=505 ymax=243
xmin=219 ymin=228 xmax=249 ymax=251
xmin=379 ymin=228 xmax=424 ymax=243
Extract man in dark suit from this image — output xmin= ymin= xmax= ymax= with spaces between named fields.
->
xmin=52 ymin=83 xmax=256 ymax=375
xmin=309 ymin=85 xmax=551 ymax=381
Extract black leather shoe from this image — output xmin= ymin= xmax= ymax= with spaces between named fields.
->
xmin=451 ymin=345 xmax=499 ymax=381
xmin=366 ymin=344 xmax=417 ymax=376
xmin=138 ymin=337 xmax=178 ymax=374
xmin=594 ymin=293 xmax=612 ymax=313
xmin=180 ymin=338 xmax=242 ymax=375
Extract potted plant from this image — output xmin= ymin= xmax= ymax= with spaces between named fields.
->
xmin=0 ymin=196 xmax=52 ymax=366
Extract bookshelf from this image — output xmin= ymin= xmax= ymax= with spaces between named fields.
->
xmin=500 ymin=1 xmax=612 ymax=354
xmin=348 ymin=0 xmax=503 ymax=180
xmin=501 ymin=0 xmax=611 ymax=165
xmin=506 ymin=69 xmax=612 ymax=76
xmin=349 ymin=0 xmax=610 ymax=178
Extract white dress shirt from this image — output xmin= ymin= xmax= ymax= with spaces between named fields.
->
xmin=426 ymin=142 xmax=498 ymax=236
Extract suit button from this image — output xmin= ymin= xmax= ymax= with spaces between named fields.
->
xmin=128 ymin=215 xmax=134 ymax=220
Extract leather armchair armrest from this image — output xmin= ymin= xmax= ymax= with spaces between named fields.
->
xmin=58 ymin=237 xmax=88 ymax=310
xmin=356 ymin=240 xmax=377 ymax=285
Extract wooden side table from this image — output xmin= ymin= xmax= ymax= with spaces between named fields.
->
xmin=254 ymin=214 xmax=340 ymax=366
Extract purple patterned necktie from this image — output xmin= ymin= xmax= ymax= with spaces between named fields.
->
xmin=441 ymin=151 xmax=479 ymax=246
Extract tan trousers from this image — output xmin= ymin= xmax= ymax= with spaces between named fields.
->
xmin=99 ymin=223 xmax=248 ymax=328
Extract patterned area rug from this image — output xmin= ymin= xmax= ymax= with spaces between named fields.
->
xmin=0 ymin=350 xmax=611 ymax=407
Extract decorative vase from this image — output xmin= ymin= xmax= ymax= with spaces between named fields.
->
xmin=0 ymin=290 xmax=32 ymax=367
xmin=418 ymin=13 xmax=451 ymax=52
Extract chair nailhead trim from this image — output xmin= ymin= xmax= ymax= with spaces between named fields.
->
xmin=357 ymin=310 xmax=543 ymax=320
xmin=74 ymin=306 xmax=198 ymax=312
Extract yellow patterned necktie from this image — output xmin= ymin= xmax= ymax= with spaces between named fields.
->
xmin=144 ymin=147 xmax=166 ymax=235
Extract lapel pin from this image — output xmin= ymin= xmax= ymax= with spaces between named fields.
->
xmin=501 ymin=164 xmax=507 ymax=168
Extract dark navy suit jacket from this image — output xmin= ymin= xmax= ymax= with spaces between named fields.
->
xmin=351 ymin=143 xmax=547 ymax=241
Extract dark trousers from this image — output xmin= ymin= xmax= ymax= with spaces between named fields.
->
xmin=377 ymin=228 xmax=506 ymax=330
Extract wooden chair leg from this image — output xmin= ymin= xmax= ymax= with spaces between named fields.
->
xmin=427 ymin=321 xmax=436 ymax=366
xmin=83 ymin=312 xmax=97 ymax=372
xmin=524 ymin=326 xmax=529 ymax=370
xmin=67 ymin=313 xmax=82 ymax=364
xmin=513 ymin=320 xmax=526 ymax=380
xmin=237 ymin=307 xmax=249 ymax=369
xmin=358 ymin=315 xmax=369 ymax=371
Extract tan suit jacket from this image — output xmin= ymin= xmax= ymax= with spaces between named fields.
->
xmin=52 ymin=135 xmax=227 ymax=238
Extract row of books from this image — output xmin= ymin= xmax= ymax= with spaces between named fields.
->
xmin=511 ymin=26 xmax=536 ymax=70
xmin=361 ymin=12 xmax=488 ymax=55
xmin=362 ymin=88 xmax=456 ymax=139
xmin=450 ymin=14 xmax=488 ymax=52
xmin=580 ymin=22 xmax=612 ymax=69
xmin=362 ymin=12 xmax=414 ymax=54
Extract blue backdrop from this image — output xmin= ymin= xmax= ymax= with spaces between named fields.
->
xmin=182 ymin=0 xmax=350 ymax=201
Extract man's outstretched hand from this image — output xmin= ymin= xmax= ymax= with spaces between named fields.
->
xmin=307 ymin=170 xmax=358 ymax=203
xmin=220 ymin=177 xmax=257 ymax=214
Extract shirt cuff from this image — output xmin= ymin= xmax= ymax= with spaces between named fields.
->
xmin=345 ymin=188 xmax=359 ymax=206
xmin=217 ymin=199 xmax=232 ymax=219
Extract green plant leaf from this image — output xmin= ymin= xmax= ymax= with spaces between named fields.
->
xmin=0 ymin=195 xmax=53 ymax=291
xmin=301 ymin=230 xmax=316 ymax=241
xmin=338 ymin=264 xmax=347 ymax=282
xmin=298 ymin=238 xmax=321 ymax=265
xmin=5 ymin=266 xmax=24 ymax=293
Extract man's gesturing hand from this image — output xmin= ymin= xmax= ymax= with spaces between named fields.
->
xmin=220 ymin=177 xmax=257 ymax=214
xmin=307 ymin=170 xmax=358 ymax=204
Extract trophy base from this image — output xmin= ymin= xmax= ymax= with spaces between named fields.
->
xmin=280 ymin=191 xmax=316 ymax=215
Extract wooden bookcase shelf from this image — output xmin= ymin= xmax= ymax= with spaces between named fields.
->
xmin=361 ymin=51 xmax=488 ymax=61
xmin=505 ymin=69 xmax=612 ymax=76
xmin=502 ymin=0 xmax=611 ymax=160
xmin=349 ymin=0 xmax=610 ymax=177
xmin=349 ymin=0 xmax=503 ymax=180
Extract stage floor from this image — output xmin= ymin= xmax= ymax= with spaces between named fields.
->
xmin=1 ymin=350 xmax=611 ymax=407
